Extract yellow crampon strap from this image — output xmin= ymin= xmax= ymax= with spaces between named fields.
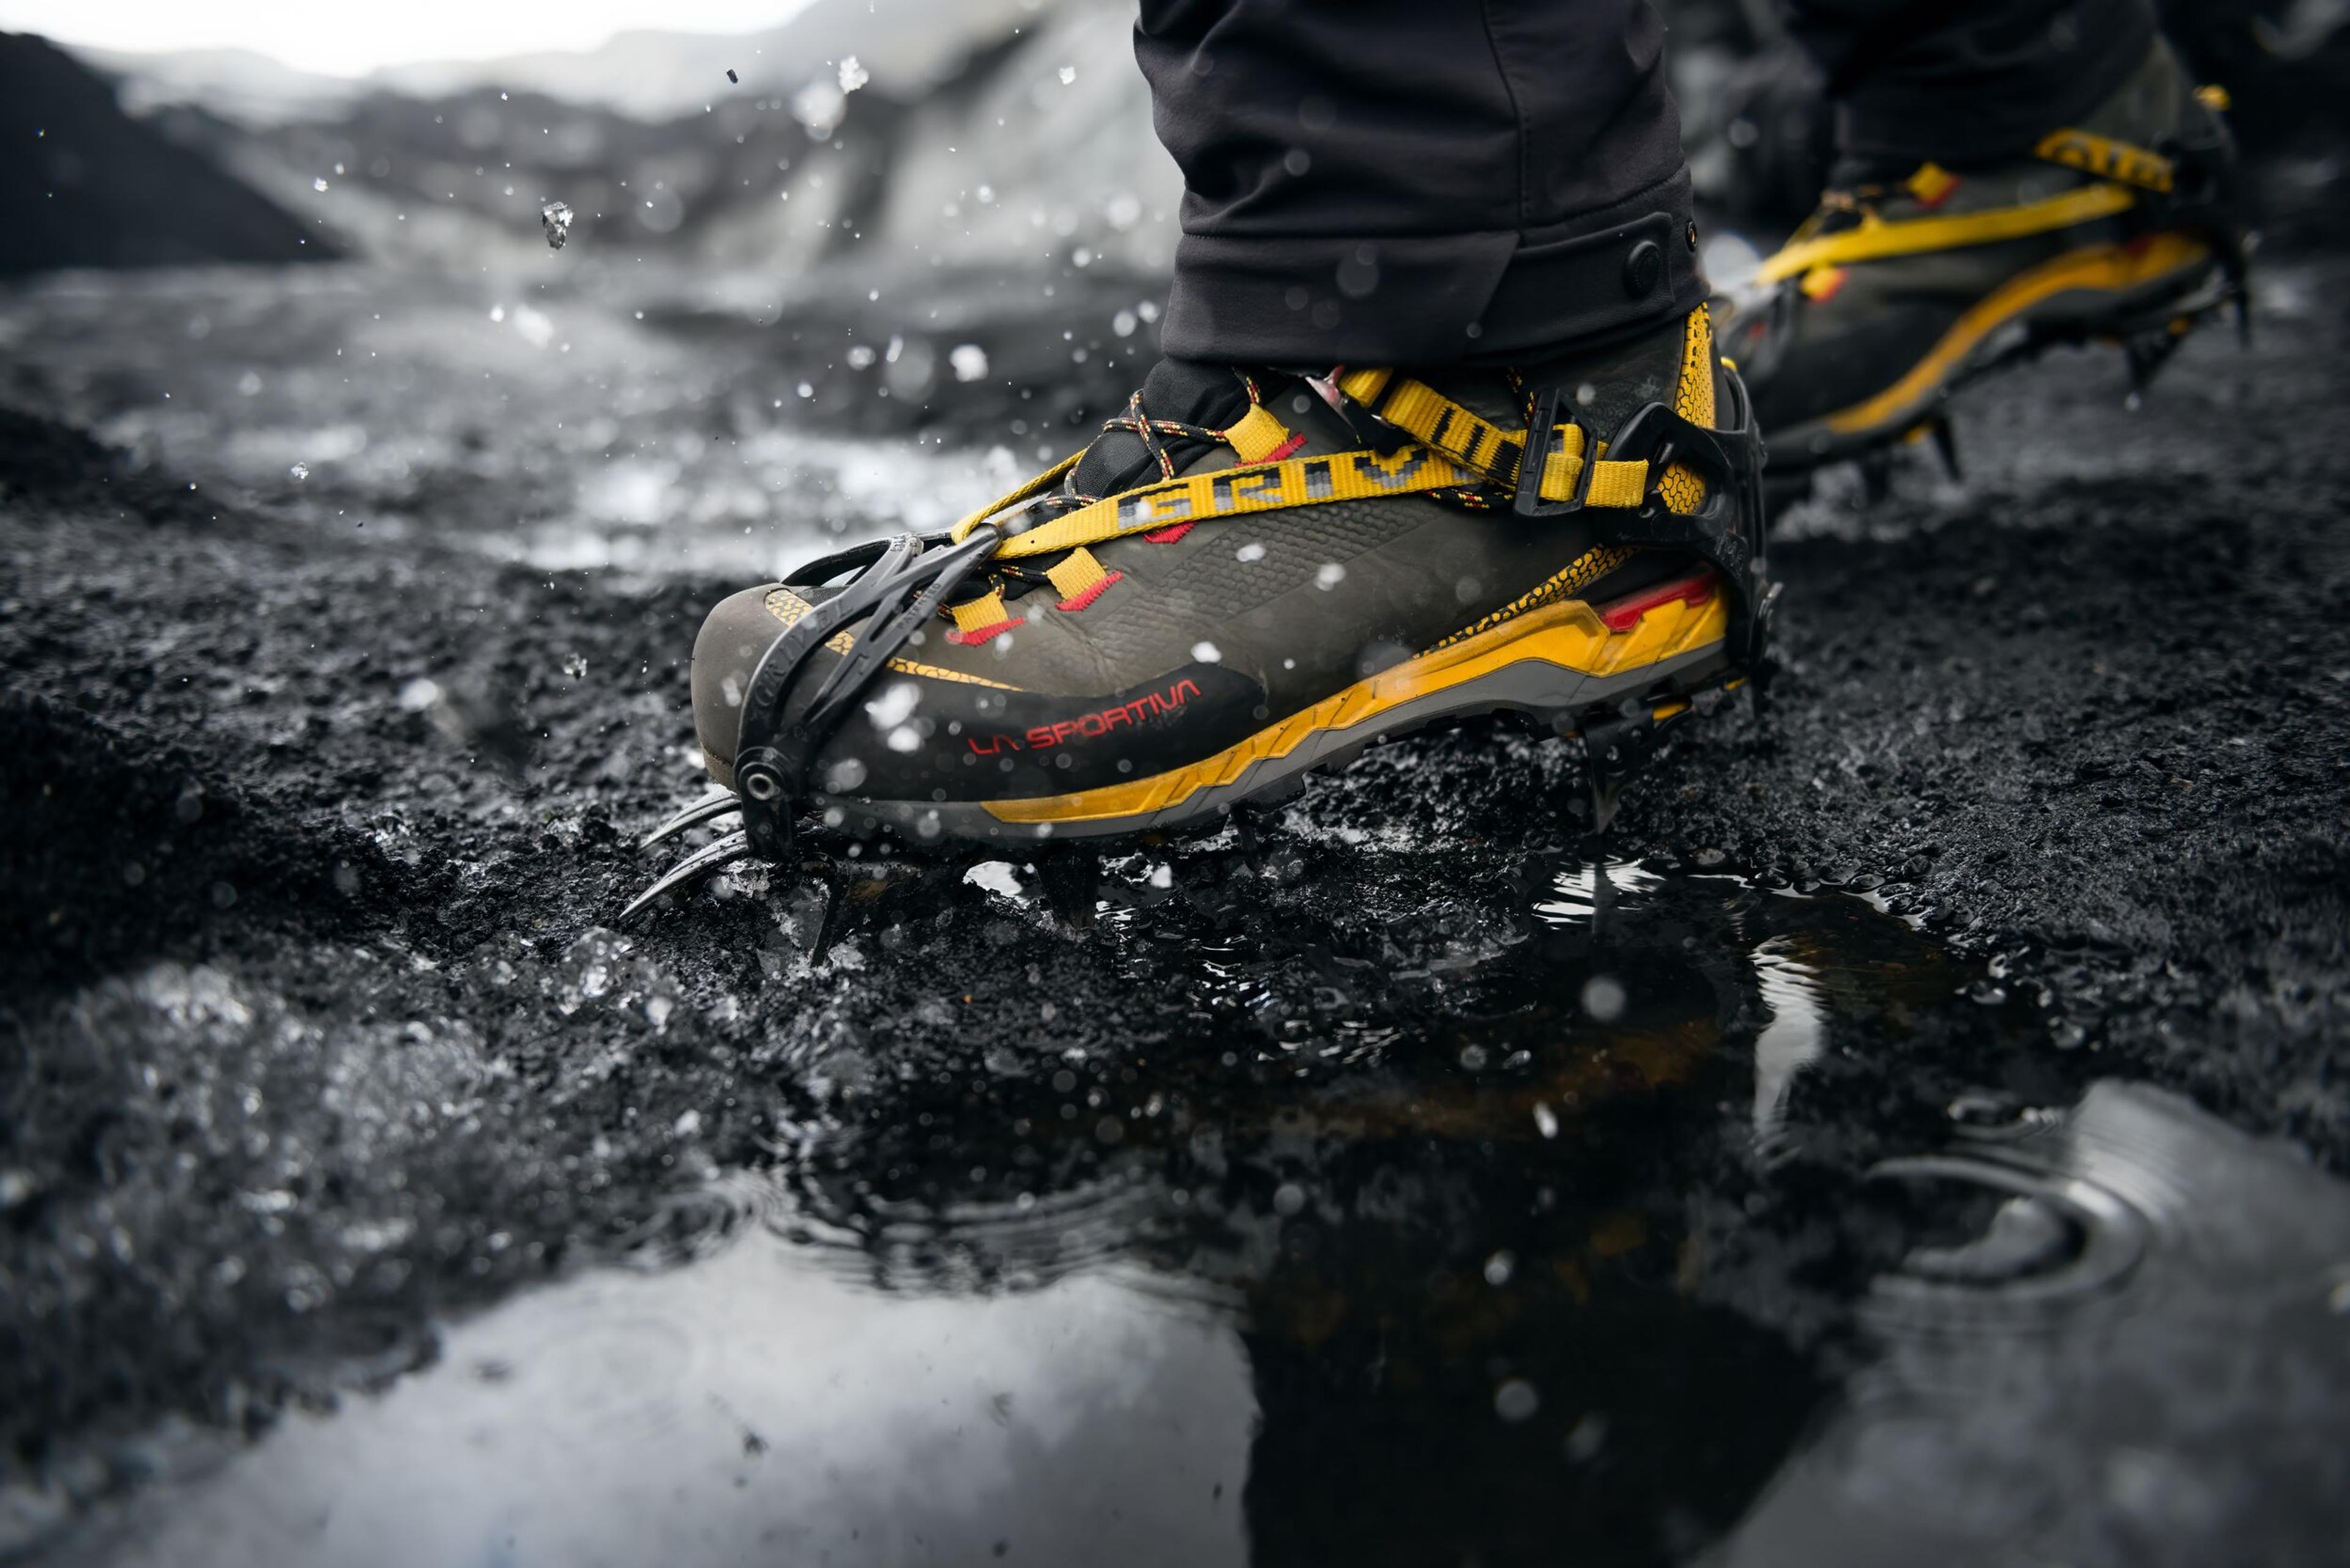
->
xmin=1754 ymin=125 xmax=2184 ymax=288
xmin=946 ymin=364 xmax=1665 ymax=561
xmin=2033 ymin=128 xmax=2176 ymax=193
xmin=1334 ymin=370 xmax=1653 ymax=507
xmin=982 ymin=446 xmax=1482 ymax=562
xmin=1755 ymin=181 xmax=2138 ymax=285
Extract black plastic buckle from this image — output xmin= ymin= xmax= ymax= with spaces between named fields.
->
xmin=731 ymin=528 xmax=1002 ymax=859
xmin=1512 ymin=386 xmax=1596 ymax=520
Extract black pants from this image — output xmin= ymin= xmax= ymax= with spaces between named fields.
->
xmin=1139 ymin=0 xmax=2158 ymax=364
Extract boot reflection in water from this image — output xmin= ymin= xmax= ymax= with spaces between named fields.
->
xmin=776 ymin=864 xmax=1971 ymax=1562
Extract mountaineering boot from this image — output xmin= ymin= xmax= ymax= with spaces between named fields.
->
xmin=1724 ymin=37 xmax=2249 ymax=485
xmin=626 ymin=308 xmax=1773 ymax=916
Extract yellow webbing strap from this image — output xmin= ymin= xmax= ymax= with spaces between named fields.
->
xmin=1218 ymin=403 xmax=1295 ymax=463
xmin=987 ymin=446 xmax=1480 ymax=562
xmin=1754 ymin=181 xmax=2137 ymax=286
xmin=1338 ymin=368 xmax=1650 ymax=506
xmin=950 ymin=588 xmax=1014 ymax=635
xmin=1045 ymin=546 xmax=1113 ymax=600
xmin=947 ymin=370 xmax=1659 ymax=562
xmin=2034 ymin=129 xmax=2175 ymax=193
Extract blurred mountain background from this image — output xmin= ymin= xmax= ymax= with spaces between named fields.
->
xmin=5 ymin=0 xmax=2349 ymax=575
xmin=13 ymin=0 xmax=2350 ymax=290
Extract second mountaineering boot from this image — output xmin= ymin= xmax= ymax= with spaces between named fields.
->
xmin=1725 ymin=37 xmax=2250 ymax=492
xmin=626 ymin=308 xmax=1774 ymax=916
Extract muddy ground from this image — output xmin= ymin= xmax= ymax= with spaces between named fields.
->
xmin=1 ymin=250 xmax=2346 ymax=1560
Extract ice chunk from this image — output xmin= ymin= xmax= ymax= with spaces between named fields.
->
xmin=540 ymin=200 xmax=574 ymax=251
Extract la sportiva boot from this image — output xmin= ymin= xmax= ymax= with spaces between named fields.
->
xmin=1724 ymin=37 xmax=2250 ymax=492
xmin=625 ymin=307 xmax=1775 ymax=917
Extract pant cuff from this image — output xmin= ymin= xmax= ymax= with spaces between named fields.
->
xmin=1160 ymin=170 xmax=1706 ymax=366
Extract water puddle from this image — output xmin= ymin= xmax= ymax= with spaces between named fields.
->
xmin=20 ymin=863 xmax=2350 ymax=1566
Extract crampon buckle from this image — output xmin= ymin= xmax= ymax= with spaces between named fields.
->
xmin=1512 ymin=370 xmax=1776 ymax=670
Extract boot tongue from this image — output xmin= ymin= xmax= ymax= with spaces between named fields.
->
xmin=1072 ymin=358 xmax=1255 ymax=498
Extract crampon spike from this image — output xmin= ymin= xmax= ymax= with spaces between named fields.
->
xmin=2221 ymin=231 xmax=2255 ymax=349
xmin=621 ymin=829 xmax=752 ymax=920
xmin=640 ymin=790 xmax=742 ymax=850
xmin=1035 ymin=846 xmax=1105 ymax=934
xmin=1858 ymin=449 xmax=1893 ymax=506
xmin=1575 ymin=698 xmax=1688 ymax=835
xmin=2122 ymin=326 xmax=2187 ymax=409
xmin=1926 ymin=416 xmax=1961 ymax=482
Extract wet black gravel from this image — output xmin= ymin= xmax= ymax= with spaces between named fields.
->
xmin=2 ymin=251 xmax=2348 ymax=1559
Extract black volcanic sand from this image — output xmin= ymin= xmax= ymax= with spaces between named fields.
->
xmin=1 ymin=253 xmax=2347 ymax=1561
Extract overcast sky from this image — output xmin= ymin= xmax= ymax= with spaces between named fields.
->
xmin=0 ymin=0 xmax=810 ymax=75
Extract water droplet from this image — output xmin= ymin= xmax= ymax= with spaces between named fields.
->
xmin=1580 ymin=975 xmax=1626 ymax=1022
xmin=857 ymin=680 xmax=920 ymax=733
xmin=1494 ymin=1379 xmax=1540 ymax=1422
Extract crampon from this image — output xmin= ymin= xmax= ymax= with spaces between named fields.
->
xmin=624 ymin=308 xmax=1777 ymax=920
xmin=1726 ymin=40 xmax=2253 ymax=506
